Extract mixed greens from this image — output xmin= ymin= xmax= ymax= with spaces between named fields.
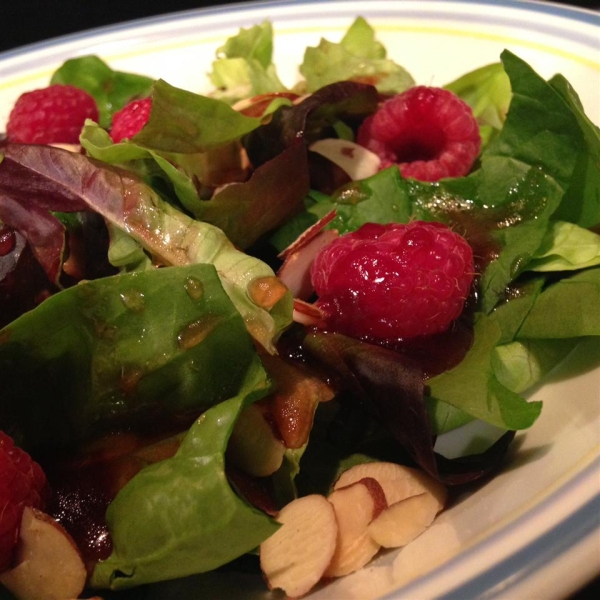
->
xmin=0 ymin=16 xmax=599 ymax=596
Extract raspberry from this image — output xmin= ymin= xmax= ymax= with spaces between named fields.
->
xmin=110 ymin=97 xmax=152 ymax=143
xmin=6 ymin=84 xmax=99 ymax=144
xmin=310 ymin=221 xmax=474 ymax=340
xmin=0 ymin=432 xmax=49 ymax=572
xmin=356 ymin=86 xmax=481 ymax=182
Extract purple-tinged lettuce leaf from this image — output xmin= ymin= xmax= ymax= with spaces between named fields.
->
xmin=297 ymin=331 xmax=518 ymax=486
xmin=0 ymin=192 xmax=65 ymax=284
xmin=435 ymin=430 xmax=516 ymax=486
xmin=80 ymin=122 xmax=243 ymax=219
xmin=0 ymin=228 xmax=56 ymax=329
xmin=301 ymin=331 xmax=437 ymax=478
xmin=83 ymin=124 xmax=310 ymax=250
xmin=0 ymin=144 xmax=292 ymax=352
xmin=243 ymin=81 xmax=379 ymax=167
xmin=192 ymin=141 xmax=309 ymax=249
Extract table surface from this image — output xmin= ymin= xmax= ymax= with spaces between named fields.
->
xmin=0 ymin=0 xmax=598 ymax=598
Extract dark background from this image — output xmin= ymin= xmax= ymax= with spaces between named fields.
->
xmin=0 ymin=0 xmax=596 ymax=53
xmin=0 ymin=0 xmax=598 ymax=598
xmin=1 ymin=0 xmax=241 ymax=52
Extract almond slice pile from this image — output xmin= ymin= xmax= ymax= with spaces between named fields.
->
xmin=260 ymin=461 xmax=447 ymax=597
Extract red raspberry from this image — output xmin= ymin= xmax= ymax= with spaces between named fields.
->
xmin=110 ymin=97 xmax=152 ymax=143
xmin=6 ymin=84 xmax=99 ymax=144
xmin=356 ymin=86 xmax=481 ymax=182
xmin=0 ymin=432 xmax=49 ymax=572
xmin=310 ymin=221 xmax=474 ymax=340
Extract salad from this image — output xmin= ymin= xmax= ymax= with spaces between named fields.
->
xmin=1 ymin=14 xmax=599 ymax=600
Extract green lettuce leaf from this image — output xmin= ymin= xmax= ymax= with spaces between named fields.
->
xmin=209 ymin=21 xmax=286 ymax=104
xmin=189 ymin=142 xmax=310 ymax=249
xmin=299 ymin=17 xmax=414 ymax=94
xmin=0 ymin=263 xmax=256 ymax=451
xmin=427 ymin=313 xmax=543 ymax=432
xmin=429 ymin=267 xmax=600 ymax=431
xmin=527 ymin=221 xmax=600 ymax=272
xmin=490 ymin=269 xmax=600 ymax=394
xmin=106 ymin=222 xmax=153 ymax=272
xmin=492 ymin=338 xmax=580 ymax=394
xmin=132 ymin=80 xmax=262 ymax=153
xmin=91 ymin=355 xmax=278 ymax=589
xmin=444 ymin=62 xmax=511 ymax=148
xmin=516 ymin=268 xmax=600 ymax=339
xmin=80 ymin=122 xmax=205 ymax=214
xmin=51 ymin=55 xmax=154 ymax=128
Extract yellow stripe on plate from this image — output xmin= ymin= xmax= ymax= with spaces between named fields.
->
xmin=0 ymin=21 xmax=597 ymax=95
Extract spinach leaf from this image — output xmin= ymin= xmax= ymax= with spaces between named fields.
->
xmin=51 ymin=56 xmax=154 ymax=129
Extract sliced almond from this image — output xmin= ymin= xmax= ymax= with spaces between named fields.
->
xmin=324 ymin=478 xmax=385 ymax=578
xmin=368 ymin=492 xmax=443 ymax=548
xmin=260 ymin=494 xmax=337 ymax=598
xmin=0 ymin=507 xmax=86 ymax=600
xmin=309 ymin=139 xmax=381 ymax=180
xmin=334 ymin=461 xmax=446 ymax=507
xmin=277 ymin=228 xmax=339 ymax=300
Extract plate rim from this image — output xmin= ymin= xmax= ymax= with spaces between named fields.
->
xmin=0 ymin=0 xmax=598 ymax=61
xmin=0 ymin=1 xmax=598 ymax=599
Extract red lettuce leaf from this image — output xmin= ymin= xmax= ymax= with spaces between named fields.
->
xmin=436 ymin=430 xmax=516 ymax=486
xmin=195 ymin=141 xmax=310 ymax=249
xmin=302 ymin=331 xmax=437 ymax=476
xmin=0 ymin=227 xmax=56 ymax=329
xmin=301 ymin=331 xmax=516 ymax=484
xmin=0 ymin=144 xmax=120 ymax=318
xmin=243 ymin=81 xmax=379 ymax=167
xmin=0 ymin=193 xmax=66 ymax=284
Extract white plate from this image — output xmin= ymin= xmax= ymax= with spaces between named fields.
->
xmin=1 ymin=1 xmax=599 ymax=599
